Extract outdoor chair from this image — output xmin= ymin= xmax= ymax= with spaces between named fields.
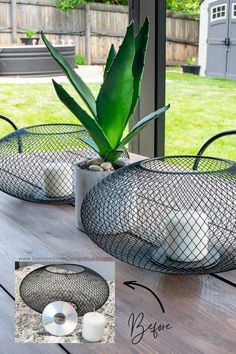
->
xmin=193 ymin=129 xmax=236 ymax=170
xmin=197 ymin=129 xmax=236 ymax=157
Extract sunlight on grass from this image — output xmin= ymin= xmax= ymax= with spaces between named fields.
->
xmin=0 ymin=73 xmax=235 ymax=161
xmin=166 ymin=72 xmax=236 ymax=161
xmin=0 ymin=83 xmax=101 ymax=137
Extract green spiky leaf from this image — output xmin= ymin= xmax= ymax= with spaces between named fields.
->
xmin=104 ymin=44 xmax=116 ymax=80
xmin=103 ymin=148 xmax=124 ymax=162
xmin=96 ymin=22 xmax=135 ymax=148
xmin=118 ymin=105 xmax=170 ymax=149
xmin=41 ymin=31 xmax=96 ymax=117
xmin=52 ymin=80 xmax=112 ymax=157
xmin=127 ymin=18 xmax=149 ymax=122
xmin=79 ymin=137 xmax=99 ymax=154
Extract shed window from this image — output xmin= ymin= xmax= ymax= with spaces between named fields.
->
xmin=232 ymin=3 xmax=236 ymax=18
xmin=211 ymin=4 xmax=227 ymax=21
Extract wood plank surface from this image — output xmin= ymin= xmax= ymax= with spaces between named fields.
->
xmin=0 ymin=288 xmax=65 ymax=354
xmin=216 ymin=270 xmax=236 ymax=284
xmin=0 ymin=190 xmax=236 ymax=353
xmin=66 ymin=266 xmax=236 ymax=354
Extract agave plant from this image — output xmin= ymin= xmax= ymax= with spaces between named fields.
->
xmin=41 ymin=19 xmax=169 ymax=162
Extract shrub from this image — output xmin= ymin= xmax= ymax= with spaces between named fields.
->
xmin=23 ymin=29 xmax=37 ymax=38
xmin=185 ymin=57 xmax=198 ymax=65
xmin=75 ymin=54 xmax=87 ymax=66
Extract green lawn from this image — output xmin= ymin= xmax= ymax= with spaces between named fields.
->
xmin=0 ymin=83 xmax=100 ymax=134
xmin=0 ymin=72 xmax=235 ymax=160
xmin=166 ymin=72 xmax=236 ymax=161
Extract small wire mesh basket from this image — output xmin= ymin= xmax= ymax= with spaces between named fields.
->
xmin=81 ymin=156 xmax=236 ymax=275
xmin=0 ymin=116 xmax=128 ymax=204
xmin=19 ymin=264 xmax=110 ymax=316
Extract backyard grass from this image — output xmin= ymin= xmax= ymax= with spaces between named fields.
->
xmin=0 ymin=72 xmax=235 ymax=160
xmin=166 ymin=72 xmax=236 ymax=161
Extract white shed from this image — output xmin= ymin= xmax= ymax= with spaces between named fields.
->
xmin=198 ymin=0 xmax=236 ymax=79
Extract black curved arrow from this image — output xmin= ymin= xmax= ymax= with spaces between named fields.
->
xmin=123 ymin=280 xmax=165 ymax=314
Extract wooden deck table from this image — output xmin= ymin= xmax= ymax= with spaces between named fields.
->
xmin=0 ymin=154 xmax=235 ymax=354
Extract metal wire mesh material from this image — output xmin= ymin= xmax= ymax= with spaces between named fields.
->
xmin=0 ymin=123 xmax=128 ymax=204
xmin=20 ymin=264 xmax=110 ymax=316
xmin=81 ymin=156 xmax=236 ymax=275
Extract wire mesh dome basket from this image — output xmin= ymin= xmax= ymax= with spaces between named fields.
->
xmin=81 ymin=156 xmax=236 ymax=275
xmin=20 ymin=264 xmax=110 ymax=316
xmin=0 ymin=117 xmax=128 ymax=204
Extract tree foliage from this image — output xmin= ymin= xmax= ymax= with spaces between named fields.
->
xmin=56 ymin=0 xmax=199 ymax=14
xmin=167 ymin=0 xmax=200 ymax=15
xmin=56 ymin=0 xmax=128 ymax=11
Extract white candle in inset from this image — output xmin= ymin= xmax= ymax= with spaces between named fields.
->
xmin=44 ymin=162 xmax=73 ymax=198
xmin=165 ymin=210 xmax=209 ymax=262
xmin=82 ymin=312 xmax=106 ymax=342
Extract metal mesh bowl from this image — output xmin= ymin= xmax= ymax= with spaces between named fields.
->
xmin=81 ymin=156 xmax=236 ymax=275
xmin=0 ymin=122 xmax=128 ymax=204
xmin=19 ymin=264 xmax=110 ymax=316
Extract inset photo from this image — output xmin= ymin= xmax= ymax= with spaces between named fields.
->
xmin=15 ymin=261 xmax=115 ymax=344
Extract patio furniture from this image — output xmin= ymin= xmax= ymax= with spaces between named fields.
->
xmin=1 ymin=153 xmax=235 ymax=353
xmin=193 ymin=129 xmax=236 ymax=170
xmin=197 ymin=129 xmax=236 ymax=156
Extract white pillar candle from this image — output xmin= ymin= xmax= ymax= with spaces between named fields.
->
xmin=165 ymin=210 xmax=209 ymax=262
xmin=82 ymin=312 xmax=106 ymax=342
xmin=44 ymin=162 xmax=73 ymax=198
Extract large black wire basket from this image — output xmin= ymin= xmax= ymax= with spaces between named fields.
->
xmin=0 ymin=116 xmax=128 ymax=204
xmin=81 ymin=156 xmax=236 ymax=275
xmin=19 ymin=264 xmax=110 ymax=316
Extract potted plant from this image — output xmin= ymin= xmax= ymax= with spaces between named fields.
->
xmin=20 ymin=29 xmax=40 ymax=45
xmin=41 ymin=18 xmax=169 ymax=229
xmin=182 ymin=57 xmax=201 ymax=75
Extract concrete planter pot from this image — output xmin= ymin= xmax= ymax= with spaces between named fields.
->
xmin=182 ymin=64 xmax=201 ymax=75
xmin=75 ymin=158 xmax=130 ymax=231
xmin=20 ymin=37 xmax=40 ymax=45
xmin=75 ymin=160 xmax=112 ymax=230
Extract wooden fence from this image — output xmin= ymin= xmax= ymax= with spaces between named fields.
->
xmin=166 ymin=11 xmax=199 ymax=65
xmin=0 ymin=1 xmax=199 ymax=65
